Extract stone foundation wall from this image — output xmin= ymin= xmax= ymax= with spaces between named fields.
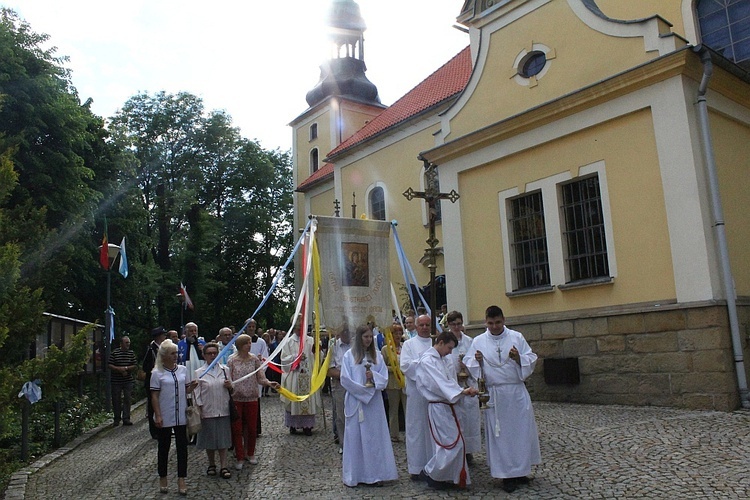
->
xmin=480 ymin=303 xmax=750 ymax=411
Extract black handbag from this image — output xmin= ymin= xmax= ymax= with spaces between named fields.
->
xmin=222 ymin=368 xmax=240 ymax=422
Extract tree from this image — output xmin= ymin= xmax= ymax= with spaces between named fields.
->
xmin=109 ymin=91 xmax=207 ymax=325
xmin=0 ymin=9 xmax=114 ymax=361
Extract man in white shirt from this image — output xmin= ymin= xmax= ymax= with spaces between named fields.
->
xmin=399 ymin=314 xmax=434 ymax=480
xmin=404 ymin=315 xmax=418 ymax=339
xmin=216 ymin=327 xmax=236 ymax=365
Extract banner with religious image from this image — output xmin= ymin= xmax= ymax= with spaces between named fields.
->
xmin=314 ymin=216 xmax=391 ymax=337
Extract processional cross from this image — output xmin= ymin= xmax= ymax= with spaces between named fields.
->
xmin=403 ymin=156 xmax=460 ymax=344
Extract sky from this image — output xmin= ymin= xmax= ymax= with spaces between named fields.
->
xmin=4 ymin=0 xmax=469 ymax=151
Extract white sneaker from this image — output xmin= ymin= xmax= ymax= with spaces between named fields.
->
xmin=235 ymin=461 xmax=244 ymax=470
xmin=248 ymin=456 xmax=258 ymax=465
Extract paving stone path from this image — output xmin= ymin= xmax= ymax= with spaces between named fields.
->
xmin=9 ymin=394 xmax=750 ymax=499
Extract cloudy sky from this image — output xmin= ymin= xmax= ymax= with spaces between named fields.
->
xmin=4 ymin=0 xmax=469 ymax=151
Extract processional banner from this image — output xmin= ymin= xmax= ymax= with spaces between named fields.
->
xmin=314 ymin=216 xmax=391 ymax=336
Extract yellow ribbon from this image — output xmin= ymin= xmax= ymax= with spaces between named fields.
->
xmin=278 ymin=238 xmax=333 ymax=402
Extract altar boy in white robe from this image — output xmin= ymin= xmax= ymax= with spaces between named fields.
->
xmin=416 ymin=332 xmax=478 ymax=489
xmin=445 ymin=310 xmax=481 ymax=463
xmin=464 ymin=305 xmax=541 ymax=493
xmin=340 ymin=324 xmax=398 ymax=487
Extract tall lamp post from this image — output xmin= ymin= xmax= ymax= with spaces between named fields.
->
xmin=100 ymin=243 xmax=121 ymax=412
xmin=403 ymin=157 xmax=460 ymax=344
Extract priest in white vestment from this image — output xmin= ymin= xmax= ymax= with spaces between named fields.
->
xmin=280 ymin=330 xmax=320 ymax=435
xmin=340 ymin=324 xmax=398 ymax=487
xmin=464 ymin=305 xmax=541 ymax=493
xmin=416 ymin=332 xmax=478 ymax=489
xmin=399 ymin=314 xmax=435 ymax=479
xmin=446 ymin=311 xmax=481 ymax=459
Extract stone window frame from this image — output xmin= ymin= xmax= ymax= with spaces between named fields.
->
xmin=511 ymin=42 xmax=556 ymax=88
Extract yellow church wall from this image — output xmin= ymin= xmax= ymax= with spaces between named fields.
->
xmin=449 ymin=0 xmax=663 ymax=140
xmin=459 ymin=108 xmax=675 ymax=320
xmin=339 ymin=107 xmax=382 ymax=144
xmin=338 ymin=125 xmax=446 ymax=304
xmin=309 ymin=187 xmax=336 ymax=219
xmin=710 ymin=111 xmax=750 ymax=297
xmin=597 ymin=0 xmax=684 ymax=34
xmin=294 ymin=107 xmax=333 ymax=177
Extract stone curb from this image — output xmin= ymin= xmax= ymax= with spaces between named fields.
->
xmin=3 ymin=399 xmax=147 ymax=500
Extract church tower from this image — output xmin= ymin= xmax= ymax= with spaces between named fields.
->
xmin=305 ymin=0 xmax=381 ymax=107
xmin=290 ymin=0 xmax=386 ymax=233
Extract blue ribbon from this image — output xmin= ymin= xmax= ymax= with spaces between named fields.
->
xmin=391 ymin=221 xmax=441 ymax=332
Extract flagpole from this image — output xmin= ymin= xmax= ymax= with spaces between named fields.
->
xmin=104 ymin=266 xmax=112 ymax=413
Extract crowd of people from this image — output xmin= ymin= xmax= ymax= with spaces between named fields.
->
xmin=109 ymin=304 xmax=541 ymax=494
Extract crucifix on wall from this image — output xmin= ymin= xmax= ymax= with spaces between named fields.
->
xmin=403 ymin=156 xmax=460 ymax=343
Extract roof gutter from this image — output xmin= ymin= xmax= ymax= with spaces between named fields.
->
xmin=693 ymin=45 xmax=750 ymax=409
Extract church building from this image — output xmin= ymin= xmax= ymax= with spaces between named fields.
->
xmin=290 ymin=0 xmax=750 ymax=411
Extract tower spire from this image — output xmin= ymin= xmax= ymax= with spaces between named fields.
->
xmin=305 ymin=0 xmax=380 ymax=107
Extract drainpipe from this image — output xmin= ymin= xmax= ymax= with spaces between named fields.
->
xmin=693 ymin=45 xmax=750 ymax=409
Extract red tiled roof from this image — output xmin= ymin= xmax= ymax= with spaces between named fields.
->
xmin=296 ymin=162 xmax=334 ymax=192
xmin=327 ymin=46 xmax=472 ymax=159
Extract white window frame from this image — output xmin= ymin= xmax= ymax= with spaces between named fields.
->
xmin=498 ymin=162 xmax=616 ymax=295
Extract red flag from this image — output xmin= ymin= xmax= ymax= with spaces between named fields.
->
xmin=99 ymin=218 xmax=109 ymax=270
xmin=180 ymin=282 xmax=194 ymax=310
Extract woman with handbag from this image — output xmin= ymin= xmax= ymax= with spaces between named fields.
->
xmin=150 ymin=339 xmax=198 ymax=495
xmin=193 ymin=342 xmax=234 ymax=479
xmin=227 ymin=334 xmax=280 ymax=470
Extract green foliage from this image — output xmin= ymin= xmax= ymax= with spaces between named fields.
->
xmin=110 ymin=92 xmax=295 ymax=334
xmin=0 ymin=325 xmax=91 ymax=409
xmin=0 ymin=8 xmax=116 ymax=354
xmin=0 ymin=9 xmax=297 ymax=490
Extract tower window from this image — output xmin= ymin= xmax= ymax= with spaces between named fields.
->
xmin=310 ymin=123 xmax=318 ymax=141
xmin=310 ymin=148 xmax=319 ymax=173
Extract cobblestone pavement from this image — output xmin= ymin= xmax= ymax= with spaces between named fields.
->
xmin=11 ymin=394 xmax=750 ymax=499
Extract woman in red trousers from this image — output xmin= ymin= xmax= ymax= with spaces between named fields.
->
xmin=227 ymin=334 xmax=279 ymax=469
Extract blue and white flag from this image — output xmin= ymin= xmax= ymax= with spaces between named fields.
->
xmin=118 ymin=236 xmax=128 ymax=278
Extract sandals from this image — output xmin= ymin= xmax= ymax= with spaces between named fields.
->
xmin=208 ymin=464 xmax=231 ymax=479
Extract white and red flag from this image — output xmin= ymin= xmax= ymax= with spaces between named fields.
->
xmin=180 ymin=282 xmax=194 ymax=310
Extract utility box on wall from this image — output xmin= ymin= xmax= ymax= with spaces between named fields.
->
xmin=543 ymin=357 xmax=580 ymax=385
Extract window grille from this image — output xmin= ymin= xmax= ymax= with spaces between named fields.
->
xmin=560 ymin=175 xmax=610 ymax=282
xmin=509 ymin=191 xmax=550 ymax=290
